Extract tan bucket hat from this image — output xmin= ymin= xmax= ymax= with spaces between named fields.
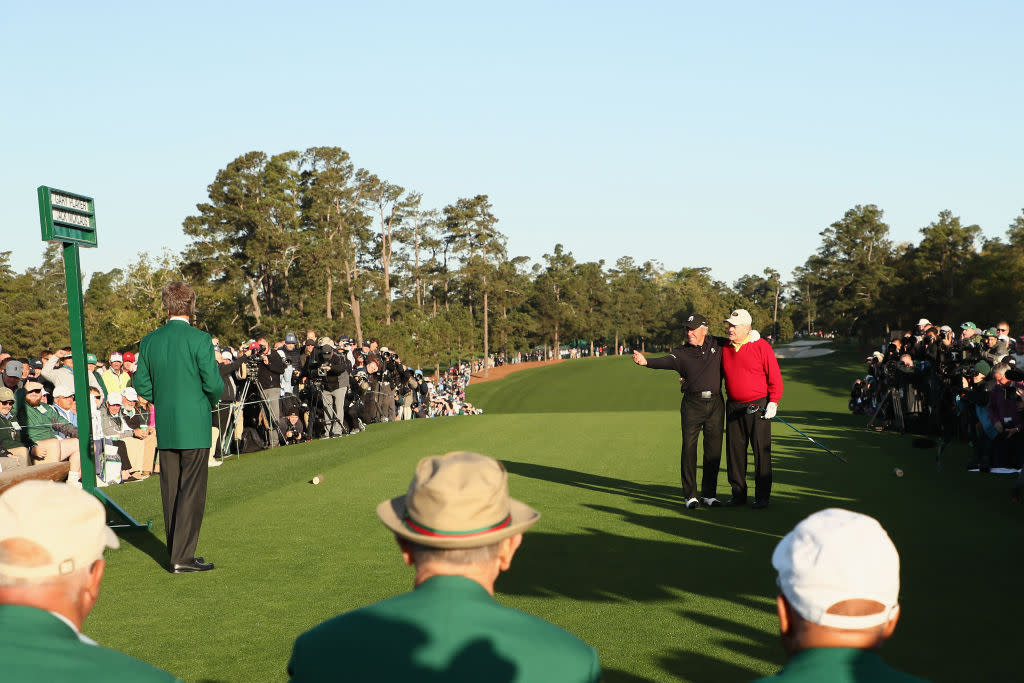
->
xmin=377 ymin=451 xmax=540 ymax=549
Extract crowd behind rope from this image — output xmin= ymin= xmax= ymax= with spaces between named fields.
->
xmin=848 ymin=317 xmax=1024 ymax=498
xmin=0 ymin=330 xmax=495 ymax=487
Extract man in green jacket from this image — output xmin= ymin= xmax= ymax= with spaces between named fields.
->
xmin=288 ymin=451 xmax=601 ymax=683
xmin=753 ymin=508 xmax=930 ymax=682
xmin=0 ymin=480 xmax=180 ymax=681
xmin=133 ymin=281 xmax=223 ymax=574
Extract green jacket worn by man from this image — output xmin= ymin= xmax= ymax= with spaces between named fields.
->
xmin=288 ymin=451 xmax=601 ymax=683
xmin=0 ymin=481 xmax=180 ymax=682
xmin=132 ymin=281 xmax=223 ymax=573
xmin=753 ymin=508 xmax=930 ymax=683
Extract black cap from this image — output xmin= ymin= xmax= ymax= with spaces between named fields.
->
xmin=683 ymin=313 xmax=709 ymax=330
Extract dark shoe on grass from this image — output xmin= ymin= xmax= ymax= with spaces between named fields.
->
xmin=724 ymin=497 xmax=747 ymax=507
xmin=751 ymin=499 xmax=770 ymax=509
xmin=171 ymin=558 xmax=214 ymax=574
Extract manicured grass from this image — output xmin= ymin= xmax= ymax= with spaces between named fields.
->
xmin=88 ymin=350 xmax=1020 ymax=682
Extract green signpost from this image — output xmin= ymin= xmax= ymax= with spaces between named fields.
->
xmin=38 ymin=186 xmax=147 ymax=529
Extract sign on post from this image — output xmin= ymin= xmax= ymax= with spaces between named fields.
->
xmin=38 ymin=186 xmax=98 ymax=247
xmin=36 ymin=185 xmax=146 ymax=528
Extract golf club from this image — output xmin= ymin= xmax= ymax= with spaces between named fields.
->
xmin=745 ymin=404 xmax=847 ymax=463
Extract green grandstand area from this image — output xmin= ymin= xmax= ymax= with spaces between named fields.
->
xmin=87 ymin=350 xmax=1020 ymax=682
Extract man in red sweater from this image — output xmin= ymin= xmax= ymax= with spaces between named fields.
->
xmin=721 ymin=309 xmax=783 ymax=509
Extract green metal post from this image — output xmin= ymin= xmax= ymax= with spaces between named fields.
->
xmin=60 ymin=244 xmax=147 ymax=529
xmin=61 ymin=242 xmax=96 ymax=490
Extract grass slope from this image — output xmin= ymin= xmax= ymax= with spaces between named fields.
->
xmin=88 ymin=351 xmax=1020 ymax=682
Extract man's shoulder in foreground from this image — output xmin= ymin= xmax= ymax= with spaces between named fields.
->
xmin=0 ymin=605 xmax=180 ymax=682
xmin=291 ymin=576 xmax=599 ymax=682
xmin=752 ymin=647 xmax=930 ymax=683
xmin=142 ymin=320 xmax=211 ymax=346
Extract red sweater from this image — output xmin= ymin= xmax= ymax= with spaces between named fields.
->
xmin=721 ymin=338 xmax=783 ymax=403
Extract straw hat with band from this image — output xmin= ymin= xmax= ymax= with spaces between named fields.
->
xmin=377 ymin=451 xmax=540 ymax=549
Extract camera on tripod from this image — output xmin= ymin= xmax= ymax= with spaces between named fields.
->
xmin=244 ymin=341 xmax=263 ymax=375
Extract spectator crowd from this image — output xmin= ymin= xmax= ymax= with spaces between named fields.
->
xmin=849 ymin=317 xmax=1024 ymax=497
xmin=0 ymin=331 xmax=488 ymax=486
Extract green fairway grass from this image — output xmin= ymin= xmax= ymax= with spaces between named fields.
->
xmin=87 ymin=350 xmax=1020 ymax=682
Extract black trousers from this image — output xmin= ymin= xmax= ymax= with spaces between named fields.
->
xmin=726 ymin=398 xmax=772 ymax=502
xmin=159 ymin=448 xmax=210 ymax=566
xmin=680 ymin=395 xmax=725 ymax=499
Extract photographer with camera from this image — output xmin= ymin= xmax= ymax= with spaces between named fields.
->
xmin=302 ymin=338 xmax=350 ymax=437
xmin=279 ymin=407 xmax=306 ymax=445
xmin=372 ymin=347 xmax=400 ymax=422
xmin=396 ymin=367 xmax=421 ymax=421
xmin=986 ymin=361 xmax=1024 ymax=470
xmin=244 ymin=336 xmax=285 ymax=447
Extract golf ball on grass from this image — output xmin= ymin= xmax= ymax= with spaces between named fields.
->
xmin=312 ymin=474 xmax=322 ymax=485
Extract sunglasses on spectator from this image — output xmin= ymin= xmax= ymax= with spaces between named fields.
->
xmin=26 ymin=389 xmax=42 ymax=394
xmin=0 ymin=400 xmax=13 ymax=406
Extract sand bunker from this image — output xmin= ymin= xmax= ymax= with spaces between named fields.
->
xmin=773 ymin=339 xmax=835 ymax=359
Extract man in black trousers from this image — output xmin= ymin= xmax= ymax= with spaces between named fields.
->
xmin=134 ymin=282 xmax=224 ymax=573
xmin=633 ymin=313 xmax=751 ymax=510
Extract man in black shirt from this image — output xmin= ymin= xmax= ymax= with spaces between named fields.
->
xmin=633 ymin=313 xmax=744 ymax=510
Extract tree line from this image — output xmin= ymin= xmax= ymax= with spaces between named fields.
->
xmin=2 ymin=146 xmax=1022 ymax=365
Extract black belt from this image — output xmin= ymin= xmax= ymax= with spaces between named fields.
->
xmin=685 ymin=391 xmax=718 ymax=399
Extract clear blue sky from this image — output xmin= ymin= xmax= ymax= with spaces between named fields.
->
xmin=3 ymin=2 xmax=1022 ymax=287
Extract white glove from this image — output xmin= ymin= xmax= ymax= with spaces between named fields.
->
xmin=749 ymin=329 xmax=761 ymax=342
xmin=762 ymin=402 xmax=777 ymax=420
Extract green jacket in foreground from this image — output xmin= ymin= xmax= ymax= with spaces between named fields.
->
xmin=0 ymin=604 xmax=180 ymax=682
xmin=288 ymin=574 xmax=601 ymax=683
xmin=753 ymin=647 xmax=931 ymax=682
xmin=133 ymin=319 xmax=223 ymax=450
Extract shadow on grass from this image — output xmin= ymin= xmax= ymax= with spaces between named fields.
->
xmin=117 ymin=528 xmax=170 ymax=570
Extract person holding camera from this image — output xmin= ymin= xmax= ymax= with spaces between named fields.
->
xmin=304 ymin=338 xmax=350 ymax=437
xmin=279 ymin=407 xmax=306 ymax=445
xmin=246 ymin=336 xmax=285 ymax=447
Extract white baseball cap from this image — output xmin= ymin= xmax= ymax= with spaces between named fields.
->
xmin=122 ymin=387 xmax=138 ymax=401
xmin=221 ymin=350 xmax=233 ymax=360
xmin=772 ymin=508 xmax=900 ymax=629
xmin=0 ymin=481 xmax=119 ymax=580
xmin=53 ymin=384 xmax=75 ymax=398
xmin=917 ymin=318 xmax=931 ymax=327
xmin=110 ymin=353 xmax=123 ymax=362
xmin=106 ymin=392 xmax=123 ymax=406
xmin=725 ymin=309 xmax=753 ymax=327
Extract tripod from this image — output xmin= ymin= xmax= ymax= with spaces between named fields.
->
xmin=867 ymin=384 xmax=905 ymax=434
xmin=223 ymin=375 xmax=287 ymax=453
xmin=307 ymin=380 xmax=345 ymax=439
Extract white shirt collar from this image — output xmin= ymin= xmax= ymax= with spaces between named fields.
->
xmin=168 ymin=315 xmax=191 ymax=325
xmin=48 ymin=610 xmax=98 ymax=646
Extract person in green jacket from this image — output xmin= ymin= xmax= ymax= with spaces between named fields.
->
xmin=288 ymin=451 xmax=601 ymax=683
xmin=0 ymin=480 xmax=180 ymax=682
xmin=753 ymin=508 xmax=930 ymax=683
xmin=133 ymin=281 xmax=223 ymax=574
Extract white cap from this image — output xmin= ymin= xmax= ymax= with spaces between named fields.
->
xmin=871 ymin=351 xmax=884 ymax=362
xmin=109 ymin=353 xmax=123 ymax=362
xmin=53 ymin=384 xmax=75 ymax=398
xmin=0 ymin=481 xmax=119 ymax=580
xmin=917 ymin=318 xmax=931 ymax=327
xmin=221 ymin=350 xmax=233 ymax=360
xmin=940 ymin=325 xmax=952 ymax=333
xmin=725 ymin=309 xmax=753 ymax=327
xmin=772 ymin=508 xmax=900 ymax=629
xmin=122 ymin=387 xmax=138 ymax=401
xmin=106 ymin=392 xmax=123 ymax=406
